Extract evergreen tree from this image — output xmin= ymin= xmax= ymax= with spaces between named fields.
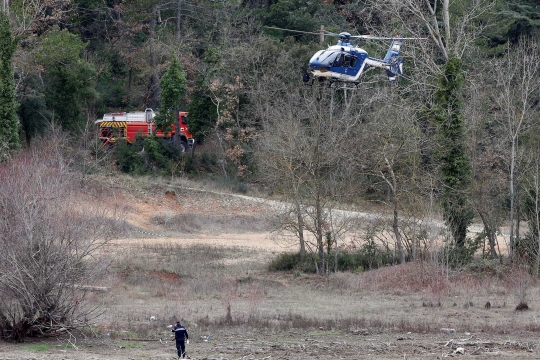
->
xmin=36 ymin=26 xmax=96 ymax=133
xmin=187 ymin=76 xmax=217 ymax=143
xmin=154 ymin=57 xmax=187 ymax=150
xmin=433 ymin=57 xmax=474 ymax=253
xmin=263 ymin=0 xmax=321 ymax=33
xmin=0 ymin=12 xmax=20 ymax=158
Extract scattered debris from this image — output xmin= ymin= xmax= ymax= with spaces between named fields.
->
xmin=351 ymin=329 xmax=369 ymax=335
xmin=69 ymin=284 xmax=110 ymax=292
xmin=444 ymin=339 xmax=495 ymax=347
xmin=454 ymin=347 xmax=465 ymax=354
xmin=470 ymin=347 xmax=483 ymax=355
xmin=397 ymin=336 xmax=412 ymax=341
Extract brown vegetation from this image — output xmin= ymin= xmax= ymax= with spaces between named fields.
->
xmin=3 ymin=168 xmax=540 ymax=358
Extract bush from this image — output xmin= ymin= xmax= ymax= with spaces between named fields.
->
xmin=112 ymin=136 xmax=188 ymax=175
xmin=269 ymin=242 xmax=397 ymax=274
xmin=268 ymin=252 xmax=315 ymax=272
xmin=114 ymin=138 xmax=145 ymax=174
xmin=0 ymin=135 xmax=115 ymax=341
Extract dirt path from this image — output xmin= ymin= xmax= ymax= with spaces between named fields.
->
xmin=110 ymin=232 xmax=292 ymax=253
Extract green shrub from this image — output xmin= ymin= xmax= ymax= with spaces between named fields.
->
xmin=113 ymin=138 xmax=144 ymax=174
xmin=112 ymin=136 xmax=188 ymax=175
xmin=268 ymin=252 xmax=315 ymax=272
xmin=269 ymin=244 xmax=397 ymax=274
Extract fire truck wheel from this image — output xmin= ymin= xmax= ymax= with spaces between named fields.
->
xmin=180 ymin=141 xmax=188 ymax=153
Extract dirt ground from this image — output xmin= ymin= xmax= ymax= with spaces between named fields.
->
xmin=2 ymin=176 xmax=540 ymax=359
xmin=2 ymin=330 xmax=540 ymax=359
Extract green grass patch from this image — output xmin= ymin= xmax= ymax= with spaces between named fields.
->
xmin=119 ymin=341 xmax=143 ymax=349
xmin=306 ymin=330 xmax=340 ymax=337
xmin=22 ymin=344 xmax=50 ymax=352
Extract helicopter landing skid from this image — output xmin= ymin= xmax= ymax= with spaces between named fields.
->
xmin=329 ymin=81 xmax=363 ymax=90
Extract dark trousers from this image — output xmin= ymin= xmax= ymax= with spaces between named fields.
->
xmin=176 ymin=340 xmax=186 ymax=358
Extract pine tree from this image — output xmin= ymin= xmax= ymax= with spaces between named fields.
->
xmin=154 ymin=57 xmax=187 ymax=151
xmin=0 ymin=12 xmax=20 ymax=158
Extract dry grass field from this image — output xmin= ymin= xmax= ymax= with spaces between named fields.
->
xmin=2 ymin=175 xmax=540 ymax=359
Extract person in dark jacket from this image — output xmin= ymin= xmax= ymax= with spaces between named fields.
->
xmin=172 ymin=321 xmax=189 ymax=358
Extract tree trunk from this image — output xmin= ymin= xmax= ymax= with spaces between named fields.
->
xmin=477 ymin=210 xmax=498 ymax=259
xmin=190 ymin=140 xmax=196 ymax=159
xmin=176 ymin=0 xmax=181 ymax=43
xmin=443 ymin=0 xmax=451 ymax=42
xmin=148 ymin=5 xmax=160 ymax=109
xmin=393 ymin=206 xmax=405 ymax=264
xmin=316 ymin=191 xmax=324 ymax=275
xmin=509 ymin=136 xmax=517 ymax=263
xmin=535 ymin=182 xmax=540 ymax=277
xmin=215 ymin=125 xmax=228 ymax=179
xmin=383 ymin=155 xmax=405 ymax=264
xmin=295 ymin=200 xmax=306 ymax=261
xmin=174 ymin=109 xmax=182 ymax=152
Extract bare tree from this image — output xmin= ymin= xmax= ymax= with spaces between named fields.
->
xmin=365 ymin=0 xmax=493 ymax=62
xmin=490 ymin=36 xmax=540 ymax=262
xmin=360 ymin=88 xmax=424 ymax=263
xmin=0 ymin=132 xmax=116 ymax=341
xmin=467 ymin=70 xmax=505 ymax=260
xmin=522 ymin=142 xmax=540 ymax=275
xmin=256 ymin=86 xmax=371 ymax=274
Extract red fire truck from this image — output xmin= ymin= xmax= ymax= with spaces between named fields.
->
xmin=96 ymin=108 xmax=194 ymax=152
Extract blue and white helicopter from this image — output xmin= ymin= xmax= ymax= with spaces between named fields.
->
xmin=266 ymin=27 xmax=420 ymax=88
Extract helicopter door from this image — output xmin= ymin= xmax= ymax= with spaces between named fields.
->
xmin=343 ymin=54 xmax=357 ymax=67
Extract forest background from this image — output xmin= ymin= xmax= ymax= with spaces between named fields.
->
xmin=1 ymin=0 xmax=540 ymax=342
xmin=0 ymin=0 xmax=539 ymax=268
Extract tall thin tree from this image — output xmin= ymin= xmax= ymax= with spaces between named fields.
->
xmin=433 ymin=57 xmax=474 ymax=253
xmin=0 ymin=11 xmax=19 ymax=158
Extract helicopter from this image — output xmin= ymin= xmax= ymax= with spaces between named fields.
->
xmin=265 ymin=26 xmax=421 ymax=88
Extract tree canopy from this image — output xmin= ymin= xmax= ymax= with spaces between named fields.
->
xmin=1 ymin=0 xmax=540 ymax=271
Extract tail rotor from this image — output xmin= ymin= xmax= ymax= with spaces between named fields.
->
xmin=384 ymin=37 xmax=404 ymax=82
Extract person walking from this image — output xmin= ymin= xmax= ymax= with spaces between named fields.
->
xmin=172 ymin=321 xmax=189 ymax=359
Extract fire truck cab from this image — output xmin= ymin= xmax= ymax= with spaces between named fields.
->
xmin=96 ymin=108 xmax=194 ymax=152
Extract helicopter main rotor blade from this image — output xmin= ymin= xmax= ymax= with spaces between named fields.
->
xmin=263 ymin=26 xmax=346 ymax=38
xmin=263 ymin=26 xmax=324 ymax=36
xmin=264 ymin=27 xmax=426 ymax=40
xmin=351 ymin=35 xmax=427 ymax=40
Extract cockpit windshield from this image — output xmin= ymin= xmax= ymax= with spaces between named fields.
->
xmin=309 ymin=51 xmax=339 ymax=68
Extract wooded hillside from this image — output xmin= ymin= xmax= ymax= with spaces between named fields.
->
xmin=1 ymin=0 xmax=540 ymax=269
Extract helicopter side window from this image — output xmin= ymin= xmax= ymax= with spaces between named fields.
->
xmin=333 ymin=54 xmax=344 ymax=67
xmin=343 ymin=54 xmax=357 ymax=67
